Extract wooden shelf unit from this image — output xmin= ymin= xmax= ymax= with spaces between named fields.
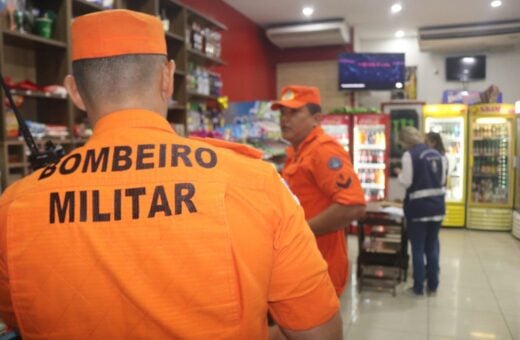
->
xmin=0 ymin=0 xmax=226 ymax=190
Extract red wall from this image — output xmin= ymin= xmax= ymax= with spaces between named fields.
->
xmin=182 ymin=0 xmax=354 ymax=101
xmin=273 ymin=44 xmax=354 ymax=63
xmin=182 ymin=0 xmax=277 ymax=101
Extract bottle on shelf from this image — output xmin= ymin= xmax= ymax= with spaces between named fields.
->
xmin=190 ymin=21 xmax=203 ymax=51
xmin=359 ymin=129 xmax=366 ymax=144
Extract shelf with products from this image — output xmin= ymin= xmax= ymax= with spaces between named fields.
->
xmin=473 ymin=137 xmax=506 ymax=141
xmin=356 ymin=163 xmax=386 ymax=169
xmin=9 ymin=89 xmax=67 ymax=100
xmin=168 ymin=104 xmax=186 ymax=111
xmin=473 ymin=173 xmax=500 ymax=177
xmin=119 ymin=0 xmax=156 ymax=14
xmin=72 ymin=0 xmax=107 ymax=16
xmin=165 ymin=31 xmax=185 ymax=43
xmin=357 ymin=144 xmax=386 ymax=150
xmin=160 ymin=0 xmax=185 ymax=38
xmin=187 ymin=48 xmax=226 ymax=66
xmin=0 ymin=0 xmax=71 ymax=189
xmin=361 ymin=183 xmax=386 ymax=190
xmin=186 ymin=7 xmax=227 ymax=31
xmin=2 ymin=30 xmax=67 ymax=49
xmin=7 ymin=162 xmax=25 ymax=169
xmin=187 ymin=91 xmax=219 ymax=101
xmin=186 ymin=62 xmax=223 ymax=100
xmin=0 ymin=1 xmax=228 ymax=189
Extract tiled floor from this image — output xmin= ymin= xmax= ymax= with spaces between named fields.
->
xmin=341 ymin=229 xmax=520 ymax=340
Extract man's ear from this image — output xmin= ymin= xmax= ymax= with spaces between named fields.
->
xmin=312 ymin=112 xmax=323 ymax=126
xmin=161 ymin=59 xmax=176 ymax=100
xmin=64 ymin=75 xmax=87 ymax=111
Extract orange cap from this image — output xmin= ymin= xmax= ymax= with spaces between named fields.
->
xmin=271 ymin=85 xmax=321 ymax=110
xmin=71 ymin=9 xmax=166 ymax=61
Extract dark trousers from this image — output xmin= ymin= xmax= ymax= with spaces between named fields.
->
xmin=406 ymin=220 xmax=441 ymax=294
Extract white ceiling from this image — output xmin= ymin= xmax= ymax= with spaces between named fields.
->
xmin=222 ymin=0 xmax=520 ymax=40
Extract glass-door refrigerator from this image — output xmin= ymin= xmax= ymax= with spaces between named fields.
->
xmin=320 ymin=115 xmax=352 ymax=156
xmin=352 ymin=114 xmax=390 ymax=202
xmin=513 ymin=101 xmax=520 ymax=239
xmin=423 ymin=104 xmax=468 ymax=228
xmin=467 ymin=104 xmax=516 ymax=230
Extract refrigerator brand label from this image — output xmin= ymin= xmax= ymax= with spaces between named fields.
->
xmin=471 ymin=104 xmax=514 ymax=114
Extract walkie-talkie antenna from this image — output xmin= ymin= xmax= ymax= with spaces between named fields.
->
xmin=0 ymin=72 xmax=65 ymax=170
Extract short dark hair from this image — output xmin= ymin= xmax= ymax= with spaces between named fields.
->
xmin=306 ymin=103 xmax=322 ymax=115
xmin=72 ymin=54 xmax=166 ymax=109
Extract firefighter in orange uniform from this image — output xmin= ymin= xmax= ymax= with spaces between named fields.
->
xmin=274 ymin=86 xmax=366 ymax=296
xmin=0 ymin=11 xmax=343 ymax=339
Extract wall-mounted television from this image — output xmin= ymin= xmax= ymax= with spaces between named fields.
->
xmin=446 ymin=55 xmax=486 ymax=82
xmin=338 ymin=53 xmax=405 ymax=91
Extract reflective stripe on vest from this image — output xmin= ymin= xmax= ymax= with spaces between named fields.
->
xmin=409 ymin=188 xmax=446 ymax=200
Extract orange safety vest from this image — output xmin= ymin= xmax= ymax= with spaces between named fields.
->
xmin=282 ymin=126 xmax=366 ymax=296
xmin=0 ymin=110 xmax=338 ymax=339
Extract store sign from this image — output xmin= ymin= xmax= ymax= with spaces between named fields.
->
xmin=443 ymin=90 xmax=503 ymax=105
xmin=470 ymin=104 xmax=515 ymax=115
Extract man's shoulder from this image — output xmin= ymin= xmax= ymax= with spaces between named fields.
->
xmin=0 ymin=171 xmax=42 ymax=207
xmin=308 ymin=132 xmax=348 ymax=159
xmin=314 ymin=132 xmax=342 ymax=148
xmin=187 ymin=137 xmax=279 ymax=187
xmin=189 ymin=137 xmax=263 ymax=160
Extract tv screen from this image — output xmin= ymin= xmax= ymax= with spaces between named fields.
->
xmin=446 ymin=55 xmax=486 ymax=81
xmin=338 ymin=53 xmax=405 ymax=91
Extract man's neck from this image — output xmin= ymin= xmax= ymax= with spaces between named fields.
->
xmin=89 ymin=103 xmax=166 ymax=127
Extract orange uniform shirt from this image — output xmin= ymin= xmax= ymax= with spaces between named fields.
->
xmin=282 ymin=126 xmax=366 ymax=295
xmin=0 ymin=110 xmax=339 ymax=339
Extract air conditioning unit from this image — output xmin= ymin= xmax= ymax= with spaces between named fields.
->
xmin=266 ymin=20 xmax=350 ymax=49
xmin=419 ymin=20 xmax=520 ymax=52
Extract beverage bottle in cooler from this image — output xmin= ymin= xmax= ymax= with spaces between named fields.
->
xmin=377 ymin=150 xmax=384 ymax=163
xmin=378 ymin=169 xmax=385 ymax=185
xmin=359 ymin=169 xmax=365 ymax=184
xmin=359 ymin=130 xmax=366 ymax=144
xmin=364 ymin=189 xmax=371 ymax=202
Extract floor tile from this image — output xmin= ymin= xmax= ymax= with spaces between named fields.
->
xmin=342 ymin=230 xmax=520 ymax=340
xmin=494 ymin=290 xmax=520 ymax=316
xmin=428 ymin=287 xmax=502 ymax=314
xmin=504 ymin=314 xmax=519 ymax=340
xmin=439 ymin=268 xmax=492 ymax=290
xmin=429 ymin=307 xmax=512 ymax=340
xmin=349 ymin=302 xmax=428 ymax=334
xmin=346 ymin=325 xmax=427 ymax=340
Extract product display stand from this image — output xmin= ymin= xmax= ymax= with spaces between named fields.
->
xmin=0 ymin=0 xmax=226 ymax=190
xmin=356 ymin=202 xmax=408 ymax=296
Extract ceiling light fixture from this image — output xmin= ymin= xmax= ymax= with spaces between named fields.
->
xmin=391 ymin=3 xmax=402 ymax=14
xmin=302 ymin=6 xmax=314 ymax=17
xmin=491 ymin=0 xmax=502 ymax=7
xmin=395 ymin=30 xmax=405 ymax=38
